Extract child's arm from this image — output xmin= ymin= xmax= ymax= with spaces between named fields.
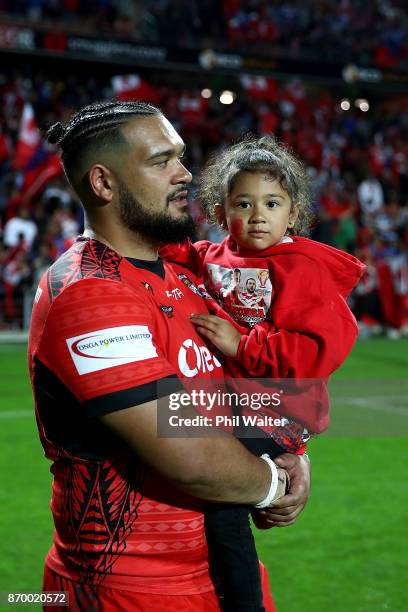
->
xmin=189 ymin=313 xmax=244 ymax=357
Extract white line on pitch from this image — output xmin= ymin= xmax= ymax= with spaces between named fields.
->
xmin=0 ymin=410 xmax=33 ymax=419
xmin=333 ymin=397 xmax=407 ymax=416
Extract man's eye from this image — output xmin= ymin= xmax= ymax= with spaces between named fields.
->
xmin=156 ymin=159 xmax=168 ymax=167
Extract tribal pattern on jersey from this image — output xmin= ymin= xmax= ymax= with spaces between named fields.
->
xmin=46 ymin=239 xmax=122 ymax=302
xmin=61 ymin=454 xmax=147 ymax=584
xmin=81 ymin=240 xmax=122 ymax=283
xmin=47 ymin=241 xmax=83 ymax=302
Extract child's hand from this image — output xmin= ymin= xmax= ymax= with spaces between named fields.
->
xmin=190 ymin=314 xmax=242 ymax=357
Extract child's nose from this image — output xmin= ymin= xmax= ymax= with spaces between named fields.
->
xmin=249 ymin=206 xmax=266 ymax=222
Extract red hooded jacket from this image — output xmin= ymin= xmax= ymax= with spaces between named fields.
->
xmin=160 ymin=236 xmax=365 ymax=437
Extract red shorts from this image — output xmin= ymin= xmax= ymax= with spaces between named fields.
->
xmin=43 ymin=563 xmax=276 ymax=612
xmin=43 ymin=566 xmax=221 ymax=612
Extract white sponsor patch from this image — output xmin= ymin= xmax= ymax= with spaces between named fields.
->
xmin=66 ymin=325 xmax=157 ymax=375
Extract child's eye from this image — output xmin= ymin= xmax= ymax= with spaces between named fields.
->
xmin=236 ymin=201 xmax=251 ymax=209
xmin=266 ymin=201 xmax=279 ymax=209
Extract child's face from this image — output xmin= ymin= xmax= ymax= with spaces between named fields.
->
xmin=217 ymin=171 xmax=298 ymax=251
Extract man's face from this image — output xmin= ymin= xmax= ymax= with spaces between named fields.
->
xmin=118 ymin=178 xmax=196 ymax=243
xmin=116 ymin=115 xmax=195 ymax=243
xmin=246 ymin=279 xmax=256 ymax=294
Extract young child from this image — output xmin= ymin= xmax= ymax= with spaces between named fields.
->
xmin=161 ymin=135 xmax=364 ymax=611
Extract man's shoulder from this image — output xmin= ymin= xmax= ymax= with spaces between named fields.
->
xmin=45 ymin=238 xmax=123 ymax=304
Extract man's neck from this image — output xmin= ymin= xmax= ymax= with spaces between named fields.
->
xmin=83 ymin=226 xmax=159 ymax=261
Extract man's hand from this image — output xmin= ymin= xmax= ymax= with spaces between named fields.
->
xmin=190 ymin=314 xmax=242 ymax=357
xmin=252 ymin=453 xmax=311 ymax=529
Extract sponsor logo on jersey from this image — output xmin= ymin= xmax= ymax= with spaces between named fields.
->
xmin=141 ymin=281 xmax=154 ymax=293
xmin=159 ymin=304 xmax=174 ymax=318
xmin=166 ymin=287 xmax=184 ymax=300
xmin=66 ymin=325 xmax=157 ymax=375
xmin=178 ymin=338 xmax=222 ymax=377
xmin=177 ymin=273 xmax=211 ymax=298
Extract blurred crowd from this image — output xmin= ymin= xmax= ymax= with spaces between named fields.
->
xmin=0 ymin=65 xmax=407 ymax=336
xmin=1 ymin=0 xmax=408 ymax=69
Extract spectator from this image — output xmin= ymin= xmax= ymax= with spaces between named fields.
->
xmin=3 ymin=206 xmax=37 ymax=249
xmin=357 ymin=171 xmax=385 ymax=220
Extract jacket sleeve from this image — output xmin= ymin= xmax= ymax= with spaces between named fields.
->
xmin=159 ymin=240 xmax=210 ymax=276
xmin=235 ymin=260 xmax=358 ymax=379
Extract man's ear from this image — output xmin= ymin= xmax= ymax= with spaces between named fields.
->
xmin=214 ymin=203 xmax=227 ymax=229
xmin=88 ymin=164 xmax=115 ymax=204
xmin=287 ymin=203 xmax=300 ymax=229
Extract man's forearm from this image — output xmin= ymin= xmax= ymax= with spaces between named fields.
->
xmin=101 ymin=399 xmax=273 ymax=505
xmin=168 ymin=435 xmax=272 ymax=504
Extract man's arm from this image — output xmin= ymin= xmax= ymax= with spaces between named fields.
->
xmin=101 ymin=398 xmax=275 ymax=505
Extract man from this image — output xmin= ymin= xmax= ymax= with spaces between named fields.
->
xmin=28 ymin=101 xmax=310 ymax=611
xmin=239 ymin=278 xmax=259 ymax=306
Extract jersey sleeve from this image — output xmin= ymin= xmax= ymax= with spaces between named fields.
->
xmin=36 ymin=278 xmax=180 ymax=418
xmin=235 ymin=261 xmax=359 ymax=379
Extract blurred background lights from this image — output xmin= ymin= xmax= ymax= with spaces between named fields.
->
xmin=340 ymin=99 xmax=351 ymax=111
xmin=356 ymin=98 xmax=370 ymax=112
xmin=201 ymin=88 xmax=212 ymax=99
xmin=219 ymin=90 xmax=236 ymax=105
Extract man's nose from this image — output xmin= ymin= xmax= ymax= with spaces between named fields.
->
xmin=173 ymin=160 xmax=193 ymax=184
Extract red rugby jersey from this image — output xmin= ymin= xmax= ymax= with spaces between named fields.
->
xmin=28 ymin=237 xmax=224 ymax=595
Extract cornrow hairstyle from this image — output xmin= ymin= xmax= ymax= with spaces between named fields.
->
xmin=199 ymin=134 xmax=314 ymax=236
xmin=46 ymin=100 xmax=161 ymax=187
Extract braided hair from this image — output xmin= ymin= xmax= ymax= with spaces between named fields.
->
xmin=46 ymin=100 xmax=161 ymax=188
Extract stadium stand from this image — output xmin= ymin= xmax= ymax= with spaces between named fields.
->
xmin=1 ymin=0 xmax=408 ymax=68
xmin=0 ymin=1 xmax=407 ymax=335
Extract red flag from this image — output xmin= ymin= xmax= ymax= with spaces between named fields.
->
xmin=21 ymin=154 xmax=63 ymax=204
xmin=111 ymin=75 xmax=161 ymax=104
xmin=0 ymin=130 xmax=11 ymax=163
xmin=377 ymin=256 xmax=408 ymax=329
xmin=13 ymin=103 xmax=41 ymax=171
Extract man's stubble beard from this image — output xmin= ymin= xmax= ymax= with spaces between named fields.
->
xmin=118 ymin=180 xmax=196 ymax=244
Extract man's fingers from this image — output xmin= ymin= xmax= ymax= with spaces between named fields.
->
xmin=274 ymin=454 xmax=298 ymax=469
xmin=270 ymin=490 xmax=303 ymax=509
xmin=262 ymin=505 xmax=303 ymax=523
xmin=261 ymin=505 xmax=298 ymax=519
xmin=266 ymin=518 xmax=297 ymax=528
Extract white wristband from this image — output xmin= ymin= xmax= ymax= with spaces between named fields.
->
xmin=253 ymin=454 xmax=279 ymax=509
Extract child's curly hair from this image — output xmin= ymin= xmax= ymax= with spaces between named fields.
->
xmin=198 ymin=134 xmax=314 ymax=236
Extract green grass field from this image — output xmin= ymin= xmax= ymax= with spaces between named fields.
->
xmin=0 ymin=340 xmax=407 ymax=611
